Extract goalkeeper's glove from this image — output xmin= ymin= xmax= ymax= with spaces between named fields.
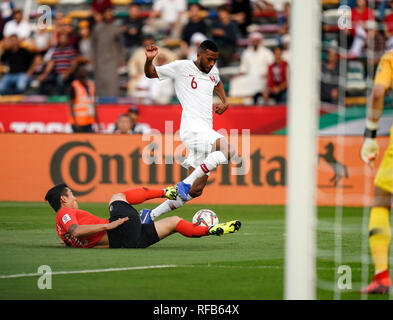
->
xmin=164 ymin=186 xmax=178 ymax=200
xmin=360 ymin=120 xmax=379 ymax=167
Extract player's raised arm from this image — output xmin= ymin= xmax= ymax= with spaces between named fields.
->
xmin=144 ymin=44 xmax=159 ymax=78
xmin=213 ymin=81 xmax=229 ymax=115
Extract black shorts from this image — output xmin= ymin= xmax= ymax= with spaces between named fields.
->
xmin=106 ymin=201 xmax=159 ymax=248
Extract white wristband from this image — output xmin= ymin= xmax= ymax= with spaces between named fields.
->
xmin=366 ymin=119 xmax=378 ymax=130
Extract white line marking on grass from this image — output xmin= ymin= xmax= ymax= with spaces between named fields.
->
xmin=0 ymin=264 xmax=177 ymax=279
xmin=177 ymin=265 xmax=363 ymax=271
xmin=0 ymin=264 xmax=363 ymax=280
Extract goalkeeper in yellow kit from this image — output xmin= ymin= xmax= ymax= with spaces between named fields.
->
xmin=360 ymin=50 xmax=393 ymax=294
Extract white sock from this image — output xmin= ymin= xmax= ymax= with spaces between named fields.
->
xmin=375 ymin=269 xmax=385 ymax=275
xmin=183 ymin=151 xmax=227 ymax=186
xmin=151 ymin=194 xmax=193 ymax=220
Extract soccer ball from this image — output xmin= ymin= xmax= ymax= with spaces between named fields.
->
xmin=192 ymin=209 xmax=219 ymax=227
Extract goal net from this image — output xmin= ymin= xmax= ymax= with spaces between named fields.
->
xmin=286 ymin=0 xmax=393 ymax=300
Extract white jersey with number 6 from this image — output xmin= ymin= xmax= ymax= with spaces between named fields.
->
xmin=156 ymin=59 xmax=220 ymax=134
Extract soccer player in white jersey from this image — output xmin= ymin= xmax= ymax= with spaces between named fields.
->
xmin=140 ymin=40 xmax=236 ymax=224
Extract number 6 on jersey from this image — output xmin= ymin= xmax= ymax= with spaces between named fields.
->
xmin=191 ymin=77 xmax=197 ymax=89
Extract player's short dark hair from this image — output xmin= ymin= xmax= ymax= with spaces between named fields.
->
xmin=45 ymin=184 xmax=69 ymax=212
xmin=198 ymin=40 xmax=218 ymax=53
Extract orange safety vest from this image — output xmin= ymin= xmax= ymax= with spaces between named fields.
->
xmin=69 ymin=80 xmax=96 ymax=126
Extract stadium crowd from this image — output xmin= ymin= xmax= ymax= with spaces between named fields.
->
xmin=0 ymin=0 xmax=291 ymax=106
xmin=0 ymin=0 xmax=390 ymax=108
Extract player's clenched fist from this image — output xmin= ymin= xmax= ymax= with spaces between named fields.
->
xmin=360 ymin=137 xmax=379 ymax=167
xmin=214 ymin=102 xmax=229 ymax=115
xmin=145 ymin=44 xmax=158 ymax=61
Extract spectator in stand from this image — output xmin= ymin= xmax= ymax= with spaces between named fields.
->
xmin=186 ymin=32 xmax=207 ymax=60
xmin=366 ymin=20 xmax=385 ymax=74
xmin=384 ymin=0 xmax=393 ymax=51
xmin=211 ymin=4 xmax=239 ymax=67
xmin=91 ymin=7 xmax=124 ymax=97
xmin=31 ymin=19 xmax=53 ymax=55
xmin=255 ymin=0 xmax=290 ymax=13
xmin=133 ymin=53 xmax=174 ymax=104
xmin=112 ymin=106 xmax=151 ymax=134
xmin=1 ymin=0 xmax=14 ymax=24
xmin=230 ymin=0 xmax=252 ymax=37
xmin=281 ymin=34 xmax=290 ymax=63
xmin=50 ymin=11 xmax=65 ymax=46
xmin=351 ymin=0 xmax=375 ymax=32
xmin=51 ymin=16 xmax=78 ymax=49
xmin=120 ymin=3 xmax=144 ymax=61
xmin=127 ymin=106 xmax=151 ymax=134
xmin=0 ymin=14 xmax=4 ymax=41
xmin=0 ymin=34 xmax=34 ymax=95
xmin=320 ymin=45 xmax=339 ymax=104
xmin=229 ymin=32 xmax=274 ymax=102
xmin=3 ymin=8 xmax=30 ymax=42
xmin=91 ymin=0 xmax=113 ymax=24
xmin=62 ymin=17 xmax=78 ymax=49
xmin=113 ymin=113 xmax=133 ymax=134
xmin=263 ymin=46 xmax=288 ymax=104
xmin=77 ymin=20 xmax=93 ymax=74
xmin=37 ymin=32 xmax=78 ymax=95
xmin=127 ymin=34 xmax=177 ymax=96
xmin=29 ymin=53 xmax=49 ymax=91
xmin=68 ymin=65 xmax=97 ymax=133
xmin=28 ymin=19 xmax=54 ymax=90
xmin=347 ymin=0 xmax=375 ymax=55
xmin=145 ymin=0 xmax=187 ymax=39
xmin=278 ymin=2 xmax=290 ymax=37
xmin=181 ymin=3 xmax=208 ymax=45
xmin=179 ymin=3 xmax=207 ymax=60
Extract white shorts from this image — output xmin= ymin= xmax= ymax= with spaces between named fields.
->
xmin=180 ymin=128 xmax=224 ymax=170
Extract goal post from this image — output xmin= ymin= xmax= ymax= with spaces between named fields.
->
xmin=284 ymin=0 xmax=321 ymax=300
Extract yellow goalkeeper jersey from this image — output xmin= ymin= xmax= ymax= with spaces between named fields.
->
xmin=373 ymin=50 xmax=393 ymax=193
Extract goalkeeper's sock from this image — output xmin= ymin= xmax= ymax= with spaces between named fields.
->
xmin=369 ymin=206 xmax=391 ymax=274
xmin=151 ymin=194 xmax=193 ymax=220
xmin=175 ymin=219 xmax=209 ymax=238
xmin=183 ymin=151 xmax=227 ymax=186
xmin=122 ymin=187 xmax=164 ymax=205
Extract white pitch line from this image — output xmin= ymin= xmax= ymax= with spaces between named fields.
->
xmin=0 ymin=264 xmax=177 ymax=279
xmin=0 ymin=264 xmax=360 ymax=279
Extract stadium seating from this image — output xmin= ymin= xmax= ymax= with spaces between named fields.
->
xmin=36 ymin=0 xmax=59 ymax=4
xmin=346 ymin=61 xmax=367 ymax=95
xmin=1 ymin=0 xmax=390 ymax=109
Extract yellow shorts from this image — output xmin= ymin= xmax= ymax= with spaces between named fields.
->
xmin=375 ymin=126 xmax=393 ymax=193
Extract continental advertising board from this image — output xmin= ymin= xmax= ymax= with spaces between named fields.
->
xmin=0 ymin=134 xmax=388 ymax=206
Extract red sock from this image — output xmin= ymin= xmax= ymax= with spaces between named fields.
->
xmin=122 ymin=187 xmax=164 ymax=205
xmin=176 ymin=220 xmax=209 ymax=238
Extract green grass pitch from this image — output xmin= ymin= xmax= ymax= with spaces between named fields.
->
xmin=0 ymin=202 xmax=391 ymax=300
